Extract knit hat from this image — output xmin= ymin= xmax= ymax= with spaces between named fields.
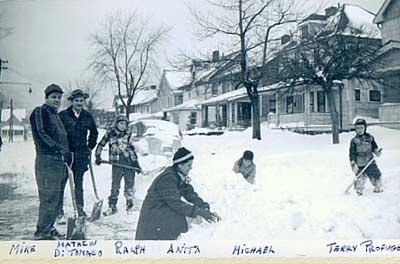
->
xmin=68 ymin=89 xmax=89 ymax=101
xmin=354 ymin=118 xmax=367 ymax=128
xmin=173 ymin=147 xmax=194 ymax=165
xmin=242 ymin=150 xmax=254 ymax=161
xmin=116 ymin=115 xmax=128 ymax=123
xmin=45 ymin=84 xmax=63 ymax=96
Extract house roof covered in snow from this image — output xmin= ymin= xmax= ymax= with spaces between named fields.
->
xmin=163 ymin=99 xmax=200 ymax=112
xmin=198 ymin=83 xmax=283 ymax=106
xmin=325 ymin=4 xmax=381 ymax=39
xmin=1 ymin=109 xmax=26 ymax=122
xmin=163 ymin=70 xmax=192 ymax=90
xmin=114 ymin=88 xmax=158 ymax=107
xmin=373 ymin=0 xmax=395 ymax=24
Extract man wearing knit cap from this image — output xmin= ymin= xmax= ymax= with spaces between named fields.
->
xmin=29 ymin=83 xmax=70 ymax=240
xmin=135 ymin=147 xmax=220 ymax=240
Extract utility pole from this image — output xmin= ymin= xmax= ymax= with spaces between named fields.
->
xmin=0 ymin=59 xmax=7 ymax=127
xmin=9 ymin=98 xmax=13 ymax=143
xmin=0 ymin=59 xmax=8 ymax=80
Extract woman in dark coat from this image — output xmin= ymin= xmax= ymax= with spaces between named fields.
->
xmin=135 ymin=147 xmax=220 ymax=240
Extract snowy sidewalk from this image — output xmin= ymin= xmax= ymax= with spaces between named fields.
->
xmin=0 ymin=125 xmax=399 ymax=240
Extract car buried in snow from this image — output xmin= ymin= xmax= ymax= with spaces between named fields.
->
xmin=129 ymin=119 xmax=183 ymax=157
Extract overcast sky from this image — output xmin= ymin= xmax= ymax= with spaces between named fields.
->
xmin=0 ymin=0 xmax=385 ymax=111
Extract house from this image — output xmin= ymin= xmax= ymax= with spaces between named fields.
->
xmin=0 ymin=108 xmax=28 ymax=142
xmin=270 ymin=4 xmax=383 ymax=132
xmin=112 ymin=85 xmax=159 ymax=117
xmin=192 ymin=4 xmax=383 ymax=133
xmin=373 ymin=0 xmax=400 ymax=128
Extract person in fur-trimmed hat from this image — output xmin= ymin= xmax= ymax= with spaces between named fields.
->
xmin=135 ymin=147 xmax=221 ymax=240
xmin=349 ymin=118 xmax=383 ymax=195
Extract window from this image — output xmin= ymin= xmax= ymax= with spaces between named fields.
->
xmin=301 ymin=25 xmax=309 ymax=39
xmin=286 ymin=94 xmax=304 ymax=114
xmin=269 ymin=95 xmax=276 ymax=113
xmin=369 ymin=90 xmax=381 ymax=102
xmin=174 ymin=94 xmax=183 ymax=105
xmin=222 ymin=82 xmax=229 ymax=94
xmin=355 ymin=89 xmax=361 ymax=101
xmin=317 ymin=91 xmax=326 ymax=112
xmin=211 ymin=83 xmax=219 ymax=95
xmin=310 ymin=91 xmax=315 ymax=112
xmin=190 ymin=112 xmax=197 ymax=125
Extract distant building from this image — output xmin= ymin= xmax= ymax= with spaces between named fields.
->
xmin=0 ymin=108 xmax=28 ymax=142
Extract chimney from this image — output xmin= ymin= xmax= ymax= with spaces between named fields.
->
xmin=325 ymin=6 xmax=338 ymax=17
xmin=150 ymin=85 xmax=156 ymax=90
xmin=212 ymin=50 xmax=220 ymax=62
xmin=281 ymin=34 xmax=291 ymax=45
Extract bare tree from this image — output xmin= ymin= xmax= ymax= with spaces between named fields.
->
xmin=0 ymin=11 xmax=12 ymax=40
xmin=89 ymin=10 xmax=169 ymax=118
xmin=190 ymin=0 xmax=299 ymax=139
xmin=277 ymin=7 xmax=382 ymax=144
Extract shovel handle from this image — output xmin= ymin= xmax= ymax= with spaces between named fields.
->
xmin=100 ymin=160 xmax=143 ymax=173
xmin=65 ymin=161 xmax=79 ymax=217
xmin=344 ymin=155 xmax=378 ymax=194
xmin=88 ymin=156 xmax=101 ymax=200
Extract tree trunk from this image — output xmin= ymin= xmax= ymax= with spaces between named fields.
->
xmin=325 ymin=84 xmax=340 ymax=144
xmin=250 ymin=94 xmax=261 ymax=140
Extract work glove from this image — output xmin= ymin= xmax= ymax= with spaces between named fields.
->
xmin=95 ymin=156 xmax=102 ymax=166
xmin=374 ymin=148 xmax=382 ymax=157
xmin=61 ymin=149 xmax=72 ymax=165
xmin=195 ymin=207 xmax=221 ymax=223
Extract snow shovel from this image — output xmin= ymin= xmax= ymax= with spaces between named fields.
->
xmin=100 ymin=160 xmax=166 ymax=176
xmin=65 ymin=162 xmax=87 ymax=240
xmin=99 ymin=160 xmax=143 ymax=173
xmin=344 ymin=156 xmax=376 ymax=195
xmin=87 ymin=157 xmax=103 ymax=222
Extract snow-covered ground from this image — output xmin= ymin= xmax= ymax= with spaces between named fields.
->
xmin=0 ymin=124 xmax=399 ymax=240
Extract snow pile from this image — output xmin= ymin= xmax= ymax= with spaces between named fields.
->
xmin=0 ymin=123 xmax=399 ymax=240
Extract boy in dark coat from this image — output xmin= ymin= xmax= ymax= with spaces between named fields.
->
xmin=95 ymin=114 xmax=140 ymax=215
xmin=30 ymin=84 xmax=70 ymax=240
xmin=135 ymin=147 xmax=220 ymax=240
xmin=57 ymin=89 xmax=98 ymax=221
xmin=349 ymin=118 xmax=382 ymax=195
xmin=233 ymin=150 xmax=256 ymax=184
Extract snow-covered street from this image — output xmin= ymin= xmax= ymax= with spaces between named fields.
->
xmin=0 ymin=124 xmax=399 ymax=240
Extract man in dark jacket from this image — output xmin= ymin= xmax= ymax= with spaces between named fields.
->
xmin=29 ymin=84 xmax=70 ymax=240
xmin=135 ymin=147 xmax=220 ymax=240
xmin=57 ymin=89 xmax=98 ymax=221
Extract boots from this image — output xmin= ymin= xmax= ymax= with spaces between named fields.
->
xmin=126 ymin=199 xmax=134 ymax=214
xmin=103 ymin=205 xmax=117 ymax=216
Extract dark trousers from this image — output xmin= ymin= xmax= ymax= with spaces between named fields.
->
xmin=109 ymin=156 xmax=135 ymax=207
xmin=34 ymin=154 xmax=67 ymax=236
xmin=57 ymin=154 xmax=89 ymax=216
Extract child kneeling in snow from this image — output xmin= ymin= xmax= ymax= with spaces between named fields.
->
xmin=233 ymin=150 xmax=256 ymax=184
xmin=349 ymin=118 xmax=382 ymax=196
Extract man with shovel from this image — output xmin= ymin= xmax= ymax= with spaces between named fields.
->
xmin=95 ymin=114 xmax=141 ymax=216
xmin=57 ymin=89 xmax=99 ymax=223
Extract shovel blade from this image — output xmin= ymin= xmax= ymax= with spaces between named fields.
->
xmin=66 ymin=217 xmax=87 ymax=240
xmin=88 ymin=200 xmax=103 ymax=222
